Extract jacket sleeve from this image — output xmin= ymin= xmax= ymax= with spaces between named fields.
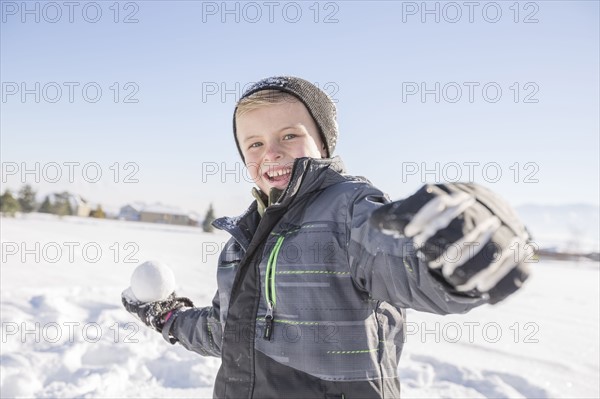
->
xmin=161 ymin=290 xmax=223 ymax=357
xmin=346 ymin=184 xmax=487 ymax=315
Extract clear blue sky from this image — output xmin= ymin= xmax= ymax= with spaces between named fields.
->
xmin=2 ymin=1 xmax=598 ymax=217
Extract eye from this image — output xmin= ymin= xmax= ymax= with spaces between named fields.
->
xmin=283 ymin=133 xmax=297 ymax=140
xmin=248 ymin=142 xmax=262 ymax=149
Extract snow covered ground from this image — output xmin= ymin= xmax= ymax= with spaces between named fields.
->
xmin=1 ymin=213 xmax=598 ymax=398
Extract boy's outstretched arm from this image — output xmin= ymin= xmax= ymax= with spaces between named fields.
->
xmin=347 ymin=182 xmax=531 ymax=314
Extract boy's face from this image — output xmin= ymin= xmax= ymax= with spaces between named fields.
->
xmin=236 ymin=99 xmax=326 ymax=194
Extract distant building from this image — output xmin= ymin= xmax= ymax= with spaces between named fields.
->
xmin=119 ymin=202 xmax=196 ymax=226
xmin=118 ymin=203 xmax=143 ymax=221
xmin=44 ymin=192 xmax=91 ymax=217
xmin=140 ymin=204 xmax=190 ymax=225
xmin=69 ymin=194 xmax=92 ymax=217
xmin=187 ymin=212 xmax=201 ymax=227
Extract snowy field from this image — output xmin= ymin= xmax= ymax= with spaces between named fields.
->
xmin=1 ymin=213 xmax=598 ymax=398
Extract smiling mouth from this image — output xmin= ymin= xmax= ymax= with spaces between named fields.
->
xmin=264 ymin=168 xmax=292 ymax=182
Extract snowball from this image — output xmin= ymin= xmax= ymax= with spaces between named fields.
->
xmin=130 ymin=261 xmax=176 ymax=302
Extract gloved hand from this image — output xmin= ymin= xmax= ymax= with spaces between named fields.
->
xmin=370 ymin=183 xmax=533 ymax=304
xmin=121 ymin=287 xmax=194 ymax=332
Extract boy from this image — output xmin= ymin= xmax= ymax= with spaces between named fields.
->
xmin=122 ymin=76 xmax=531 ymax=398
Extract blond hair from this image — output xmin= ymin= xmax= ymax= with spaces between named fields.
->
xmin=235 ymin=90 xmax=298 ymax=119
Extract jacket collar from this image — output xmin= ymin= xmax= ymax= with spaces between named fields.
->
xmin=213 ymin=156 xmax=346 ymax=250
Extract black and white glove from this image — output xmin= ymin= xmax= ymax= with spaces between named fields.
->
xmin=121 ymin=287 xmax=194 ymax=333
xmin=371 ymin=183 xmax=533 ymax=304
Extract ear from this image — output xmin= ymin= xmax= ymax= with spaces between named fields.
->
xmin=320 ymin=143 xmax=328 ymax=158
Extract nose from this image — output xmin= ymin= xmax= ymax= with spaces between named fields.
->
xmin=262 ymin=140 xmax=283 ymax=163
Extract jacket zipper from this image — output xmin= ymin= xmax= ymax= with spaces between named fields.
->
xmin=264 ymin=235 xmax=285 ymax=340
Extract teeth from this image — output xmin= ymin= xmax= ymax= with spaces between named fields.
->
xmin=267 ymin=169 xmax=291 ymax=178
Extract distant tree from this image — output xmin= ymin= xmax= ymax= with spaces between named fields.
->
xmin=18 ymin=184 xmax=37 ymax=213
xmin=39 ymin=195 xmax=53 ymax=213
xmin=202 ymin=203 xmax=216 ymax=233
xmin=55 ymin=194 xmax=73 ymax=216
xmin=38 ymin=192 xmax=73 ymax=216
xmin=90 ymin=205 xmax=106 ymax=218
xmin=0 ymin=189 xmax=21 ymax=216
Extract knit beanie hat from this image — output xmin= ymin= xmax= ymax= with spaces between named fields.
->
xmin=233 ymin=76 xmax=338 ymax=161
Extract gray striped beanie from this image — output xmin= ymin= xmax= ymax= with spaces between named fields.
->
xmin=233 ymin=76 xmax=338 ymax=161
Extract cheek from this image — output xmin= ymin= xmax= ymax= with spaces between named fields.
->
xmin=245 ymin=162 xmax=261 ymax=182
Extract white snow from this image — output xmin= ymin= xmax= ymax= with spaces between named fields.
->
xmin=1 ymin=212 xmax=598 ymax=398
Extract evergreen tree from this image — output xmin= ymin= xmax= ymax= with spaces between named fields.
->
xmin=54 ymin=193 xmax=73 ymax=216
xmin=38 ymin=193 xmax=73 ymax=216
xmin=39 ymin=195 xmax=53 ymax=213
xmin=0 ymin=189 xmax=21 ymax=216
xmin=202 ymin=203 xmax=216 ymax=232
xmin=18 ymin=184 xmax=37 ymax=213
xmin=90 ymin=205 xmax=106 ymax=218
